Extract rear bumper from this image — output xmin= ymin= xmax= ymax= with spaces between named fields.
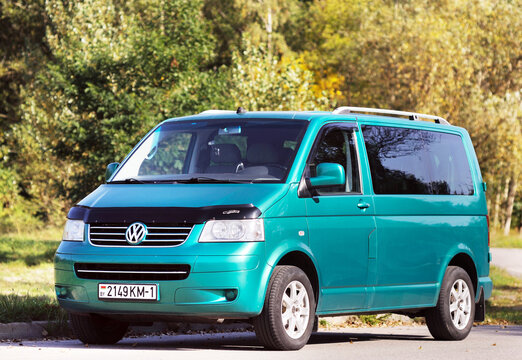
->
xmin=55 ymin=251 xmax=271 ymax=319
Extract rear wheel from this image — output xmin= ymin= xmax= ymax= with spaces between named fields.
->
xmin=253 ymin=265 xmax=316 ymax=350
xmin=425 ymin=266 xmax=475 ymax=340
xmin=69 ymin=313 xmax=128 ymax=344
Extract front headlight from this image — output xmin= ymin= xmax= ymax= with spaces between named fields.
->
xmin=199 ymin=219 xmax=264 ymax=242
xmin=62 ymin=220 xmax=85 ymax=242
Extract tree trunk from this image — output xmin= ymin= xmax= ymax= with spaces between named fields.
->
xmin=160 ymin=0 xmax=165 ymax=36
xmin=498 ymin=177 xmax=510 ymax=227
xmin=492 ymin=189 xmax=501 ymax=228
xmin=503 ymin=176 xmax=518 ymax=236
xmin=266 ymin=7 xmax=272 ymax=53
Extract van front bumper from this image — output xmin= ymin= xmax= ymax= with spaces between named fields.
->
xmin=54 ymin=250 xmax=271 ymax=319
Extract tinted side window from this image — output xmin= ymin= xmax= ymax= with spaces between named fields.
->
xmin=308 ymin=126 xmax=361 ymax=194
xmin=361 ymin=125 xmax=474 ymax=195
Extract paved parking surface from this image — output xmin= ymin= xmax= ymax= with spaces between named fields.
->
xmin=491 ymin=248 xmax=522 ymax=278
xmin=1 ymin=325 xmax=521 ymax=360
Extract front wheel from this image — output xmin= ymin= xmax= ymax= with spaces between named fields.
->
xmin=425 ymin=266 xmax=475 ymax=340
xmin=253 ymin=265 xmax=316 ymax=350
xmin=69 ymin=313 xmax=128 ymax=344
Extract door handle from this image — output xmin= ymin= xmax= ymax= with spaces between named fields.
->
xmin=357 ymin=201 xmax=370 ymax=209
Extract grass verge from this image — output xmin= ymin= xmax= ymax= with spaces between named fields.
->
xmin=0 ymin=229 xmax=66 ymax=327
xmin=0 ymin=294 xmax=64 ymax=323
xmin=485 ymin=265 xmax=522 ymax=325
xmin=0 ymin=228 xmax=62 ymax=266
xmin=490 ymin=231 xmax=522 ymax=248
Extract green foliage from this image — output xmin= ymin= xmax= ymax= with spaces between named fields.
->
xmin=358 ymin=315 xmax=380 ymax=326
xmin=229 ymin=42 xmax=329 ymax=111
xmin=203 ymin=0 xmax=303 ymax=64
xmin=0 ymin=165 xmax=46 ymax=232
xmin=10 ymin=0 xmax=231 ymax=213
xmin=0 ymin=0 xmax=47 ymax=130
xmin=0 ymin=0 xmax=519 ymax=231
xmin=303 ymin=0 xmax=521 ymax=231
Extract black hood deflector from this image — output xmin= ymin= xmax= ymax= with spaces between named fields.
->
xmin=67 ymin=204 xmax=261 ymax=224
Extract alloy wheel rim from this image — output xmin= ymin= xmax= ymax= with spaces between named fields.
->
xmin=281 ymin=280 xmax=310 ymax=339
xmin=449 ymin=279 xmax=471 ymax=330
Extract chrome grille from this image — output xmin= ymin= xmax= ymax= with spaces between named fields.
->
xmin=89 ymin=223 xmax=193 ymax=247
xmin=74 ymin=263 xmax=190 ymax=280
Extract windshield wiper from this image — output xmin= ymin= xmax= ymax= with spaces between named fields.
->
xmin=250 ymin=178 xmax=281 ymax=183
xmin=109 ymin=178 xmax=147 ymax=184
xmin=111 ymin=177 xmax=271 ymax=184
xmin=155 ymin=177 xmax=249 ymax=184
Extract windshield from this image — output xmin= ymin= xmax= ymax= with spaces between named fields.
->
xmin=111 ymin=118 xmax=309 ymax=184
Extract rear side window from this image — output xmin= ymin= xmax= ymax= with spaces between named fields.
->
xmin=361 ymin=125 xmax=474 ymax=195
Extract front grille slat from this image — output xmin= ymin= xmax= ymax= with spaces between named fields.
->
xmin=89 ymin=223 xmax=194 ymax=247
xmin=147 ymin=227 xmax=192 ymax=230
xmin=91 ymin=232 xmax=126 ymax=235
xmin=74 ymin=263 xmax=191 ymax=281
xmin=145 ymin=232 xmax=190 ymax=236
xmin=90 ymin=226 xmax=127 ymax=229
xmin=90 ymin=239 xmax=128 ymax=242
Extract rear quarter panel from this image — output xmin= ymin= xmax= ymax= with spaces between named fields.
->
xmin=357 ymin=119 xmax=489 ymax=308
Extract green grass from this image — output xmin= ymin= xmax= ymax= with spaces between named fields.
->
xmin=485 ymin=265 xmax=522 ymax=325
xmin=0 ymin=294 xmax=64 ymax=323
xmin=0 ymin=228 xmax=66 ymax=325
xmin=0 ymin=228 xmax=62 ymax=266
xmin=490 ymin=231 xmax=522 ymax=248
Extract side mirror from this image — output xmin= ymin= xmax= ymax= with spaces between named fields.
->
xmin=105 ymin=162 xmax=120 ymax=182
xmin=309 ymin=163 xmax=345 ymax=188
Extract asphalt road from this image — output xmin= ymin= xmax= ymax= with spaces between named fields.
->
xmin=491 ymin=247 xmax=522 ymax=278
xmin=1 ymin=325 xmax=520 ymax=360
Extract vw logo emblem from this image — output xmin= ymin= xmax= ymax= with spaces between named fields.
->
xmin=125 ymin=222 xmax=147 ymax=245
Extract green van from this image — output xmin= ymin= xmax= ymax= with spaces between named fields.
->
xmin=55 ymin=107 xmax=492 ymax=350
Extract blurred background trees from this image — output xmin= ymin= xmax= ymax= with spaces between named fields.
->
xmin=0 ymin=0 xmax=520 ymax=234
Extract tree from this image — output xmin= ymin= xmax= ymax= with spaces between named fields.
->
xmin=229 ymin=42 xmax=329 ymax=111
xmin=301 ymin=0 xmax=521 ymax=230
xmin=203 ymin=0 xmax=306 ymax=65
xmin=0 ymin=0 xmax=47 ymax=131
xmin=11 ymin=0 xmax=224 ymax=222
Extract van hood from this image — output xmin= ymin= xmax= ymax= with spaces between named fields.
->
xmin=70 ymin=183 xmax=289 ymax=222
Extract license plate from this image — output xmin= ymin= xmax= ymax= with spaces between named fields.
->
xmin=98 ymin=283 xmax=158 ymax=301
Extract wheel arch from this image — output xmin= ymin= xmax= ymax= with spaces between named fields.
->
xmin=275 ymin=250 xmax=320 ymax=304
xmin=440 ymin=250 xmax=479 ymax=302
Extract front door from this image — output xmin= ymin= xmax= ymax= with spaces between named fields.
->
xmin=303 ymin=122 xmax=375 ymax=312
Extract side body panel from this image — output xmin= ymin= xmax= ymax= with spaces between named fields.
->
xmin=357 ymin=118 xmax=490 ymax=310
xmin=299 ymin=119 xmax=376 ymax=311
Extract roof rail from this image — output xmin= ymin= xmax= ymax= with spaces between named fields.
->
xmin=332 ymin=106 xmax=450 ymax=125
xmin=199 ymin=110 xmax=236 ymax=115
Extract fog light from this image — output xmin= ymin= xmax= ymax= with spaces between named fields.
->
xmin=55 ymin=286 xmax=68 ymax=299
xmin=225 ymin=289 xmax=238 ymax=301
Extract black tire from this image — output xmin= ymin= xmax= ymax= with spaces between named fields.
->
xmin=425 ymin=266 xmax=475 ymax=340
xmin=253 ymin=265 xmax=316 ymax=350
xmin=69 ymin=313 xmax=128 ymax=344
